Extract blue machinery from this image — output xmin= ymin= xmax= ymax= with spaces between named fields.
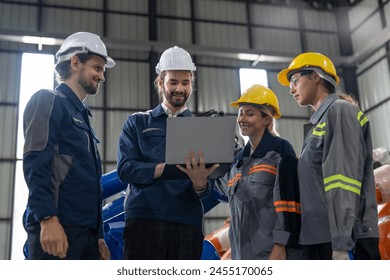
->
xmin=101 ymin=170 xmax=222 ymax=260
xmin=22 ymin=169 xmax=222 ymax=259
xmin=101 ymin=170 xmax=127 ymax=260
xmin=24 ymin=167 xmax=390 ymax=259
xmin=104 ymin=159 xmax=390 ymax=260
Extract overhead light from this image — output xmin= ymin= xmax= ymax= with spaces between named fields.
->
xmin=237 ymin=53 xmax=259 ymax=61
xmin=22 ymin=36 xmax=58 ymax=51
xmin=252 ymin=54 xmax=293 ymax=66
xmin=237 ymin=53 xmax=294 ymax=66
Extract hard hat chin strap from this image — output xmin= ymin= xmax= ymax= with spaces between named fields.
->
xmin=313 ymin=68 xmax=337 ymax=88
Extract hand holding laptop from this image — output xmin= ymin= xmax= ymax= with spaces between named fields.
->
xmin=176 ymin=150 xmax=220 ymax=191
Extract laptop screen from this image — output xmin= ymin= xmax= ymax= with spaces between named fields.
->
xmin=165 ymin=116 xmax=237 ymax=165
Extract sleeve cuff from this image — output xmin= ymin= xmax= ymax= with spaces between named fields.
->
xmin=331 ymin=235 xmax=354 ymax=251
xmin=272 ymin=230 xmax=290 ymax=246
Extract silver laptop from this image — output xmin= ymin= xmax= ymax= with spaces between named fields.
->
xmin=165 ymin=116 xmax=237 ymax=165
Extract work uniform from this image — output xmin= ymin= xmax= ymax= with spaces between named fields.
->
xmin=117 ymin=104 xmax=207 ymax=259
xmin=212 ymin=129 xmax=301 ymax=260
xmin=23 ymin=83 xmax=103 ymax=259
xmin=298 ymin=93 xmax=379 ymax=258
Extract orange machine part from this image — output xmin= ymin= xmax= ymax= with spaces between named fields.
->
xmin=374 ymin=165 xmax=390 ymax=259
xmin=376 ymin=187 xmax=383 ymax=205
xmin=374 ymin=165 xmax=390 ymax=204
xmin=378 ymin=203 xmax=390 ymax=260
xmin=204 ymin=218 xmax=230 ymax=258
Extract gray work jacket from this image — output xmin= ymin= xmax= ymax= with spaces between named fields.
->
xmin=298 ymin=94 xmax=379 ymax=251
xmin=213 ymin=130 xmax=301 ymax=259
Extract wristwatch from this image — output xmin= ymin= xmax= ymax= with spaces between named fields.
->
xmin=40 ymin=216 xmax=53 ymax=221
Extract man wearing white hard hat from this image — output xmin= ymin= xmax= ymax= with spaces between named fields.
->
xmin=23 ymin=31 xmax=115 ymax=259
xmin=117 ymin=46 xmax=218 ymax=259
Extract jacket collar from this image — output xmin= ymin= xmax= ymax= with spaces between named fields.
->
xmin=56 ymin=83 xmax=92 ymax=117
xmin=241 ymin=129 xmax=275 ymax=159
xmin=151 ymin=104 xmax=192 ymax=118
xmin=310 ymin=93 xmax=338 ymax=125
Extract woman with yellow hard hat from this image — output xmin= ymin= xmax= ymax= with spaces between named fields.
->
xmin=278 ymin=52 xmax=380 ymax=260
xmin=178 ymin=84 xmax=302 ymax=260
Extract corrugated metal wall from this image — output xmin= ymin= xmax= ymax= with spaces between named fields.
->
xmin=0 ymin=52 xmax=21 ymax=259
xmin=0 ymin=0 xmax=389 ymax=259
xmin=350 ymin=0 xmax=390 ymax=152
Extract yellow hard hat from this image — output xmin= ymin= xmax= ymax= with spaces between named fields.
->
xmin=230 ymin=84 xmax=281 ymax=119
xmin=278 ymin=52 xmax=339 ymax=86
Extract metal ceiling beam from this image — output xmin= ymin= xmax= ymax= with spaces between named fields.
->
xmin=335 ymin=25 xmax=390 ymax=67
xmin=0 ymin=28 xmax=388 ymax=69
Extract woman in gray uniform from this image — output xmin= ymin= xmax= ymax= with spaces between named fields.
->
xmin=178 ymin=84 xmax=302 ymax=260
xmin=278 ymin=52 xmax=379 ymax=260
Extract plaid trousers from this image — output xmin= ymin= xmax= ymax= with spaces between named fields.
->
xmin=123 ymin=218 xmax=204 ymax=260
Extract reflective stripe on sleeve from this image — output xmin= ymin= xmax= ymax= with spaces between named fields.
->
xmin=324 ymin=173 xmax=361 ymax=195
xmin=274 ymin=200 xmax=301 ymax=214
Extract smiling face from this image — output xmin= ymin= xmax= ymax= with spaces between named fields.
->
xmin=237 ymin=105 xmax=270 ymax=140
xmin=76 ymin=54 xmax=106 ymax=96
xmin=159 ymin=70 xmax=193 ymax=111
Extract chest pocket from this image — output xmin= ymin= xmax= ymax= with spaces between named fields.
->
xmin=141 ymin=127 xmax=166 ymax=161
xmin=249 ymin=164 xmax=276 ymax=184
xmin=248 ymin=164 xmax=276 ymax=202
xmin=71 ymin=117 xmax=97 ymax=153
xmin=302 ymin=123 xmax=325 ymax=166
xmin=303 ymin=136 xmax=323 ymax=167
xmin=141 ymin=128 xmax=166 ymax=146
xmin=142 ymin=127 xmax=166 ymax=138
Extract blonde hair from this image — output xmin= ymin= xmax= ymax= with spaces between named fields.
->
xmin=254 ymin=104 xmax=280 ymax=137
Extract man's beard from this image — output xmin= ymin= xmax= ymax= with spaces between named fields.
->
xmin=79 ymin=73 xmax=100 ymax=95
xmin=163 ymin=89 xmax=190 ymax=108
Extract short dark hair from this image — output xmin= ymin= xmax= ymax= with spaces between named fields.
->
xmin=55 ymin=52 xmax=99 ymax=82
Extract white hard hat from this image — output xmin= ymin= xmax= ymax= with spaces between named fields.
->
xmin=55 ymin=32 xmax=115 ymax=68
xmin=155 ymin=46 xmax=196 ymax=74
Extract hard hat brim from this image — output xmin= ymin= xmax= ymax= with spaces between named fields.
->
xmin=56 ymin=50 xmax=116 ymax=68
xmin=274 ymin=109 xmax=281 ymax=119
xmin=230 ymin=101 xmax=282 ymax=119
xmin=278 ymin=69 xmax=291 ymax=86
xmin=105 ymin=56 xmax=116 ymax=68
xmin=155 ymin=65 xmax=196 ymax=74
xmin=90 ymin=51 xmax=116 ymax=68
xmin=230 ymin=101 xmax=239 ymax=108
